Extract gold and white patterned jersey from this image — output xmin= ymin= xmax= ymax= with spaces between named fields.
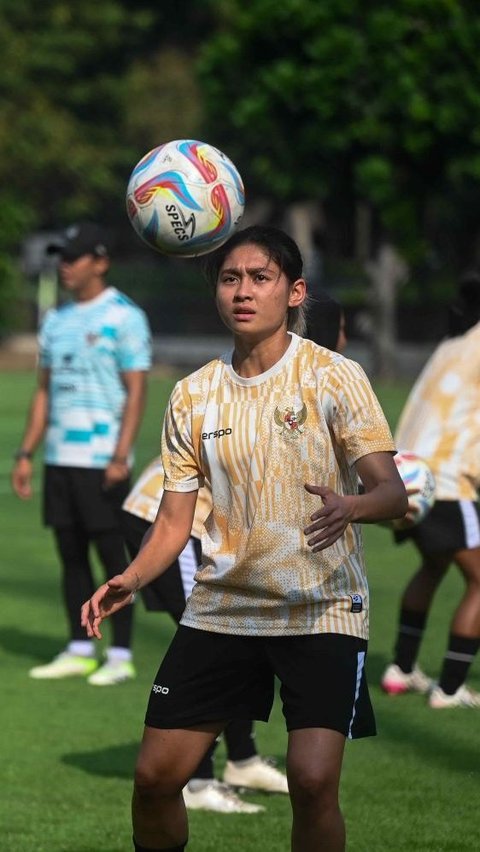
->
xmin=395 ymin=322 xmax=480 ymax=501
xmin=162 ymin=333 xmax=395 ymax=638
xmin=122 ymin=455 xmax=212 ymax=539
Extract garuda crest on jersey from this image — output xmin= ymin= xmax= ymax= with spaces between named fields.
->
xmin=274 ymin=401 xmax=307 ymax=437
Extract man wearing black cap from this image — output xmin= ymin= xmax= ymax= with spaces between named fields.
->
xmin=11 ymin=222 xmax=152 ymax=685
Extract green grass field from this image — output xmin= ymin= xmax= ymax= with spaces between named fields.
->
xmin=1 ymin=371 xmax=478 ymax=851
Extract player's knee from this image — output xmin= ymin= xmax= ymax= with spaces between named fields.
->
xmin=288 ymin=766 xmax=339 ymax=810
xmin=134 ymin=758 xmax=181 ymax=799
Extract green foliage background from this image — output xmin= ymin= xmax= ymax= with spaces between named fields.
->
xmin=3 ymin=0 xmax=480 ymax=333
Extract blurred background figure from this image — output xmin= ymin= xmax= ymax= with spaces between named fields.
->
xmin=11 ymin=223 xmax=152 ymax=686
xmin=306 ymin=291 xmax=347 ymax=353
xmin=381 ymin=272 xmax=480 ymax=708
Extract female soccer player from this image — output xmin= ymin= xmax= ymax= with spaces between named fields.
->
xmin=82 ymin=225 xmax=407 ymax=852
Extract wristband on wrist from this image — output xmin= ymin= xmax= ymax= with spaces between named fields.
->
xmin=14 ymin=450 xmax=33 ymax=461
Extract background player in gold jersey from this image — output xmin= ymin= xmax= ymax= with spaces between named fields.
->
xmin=82 ymin=226 xmax=407 ymax=852
xmin=382 ymin=273 xmax=480 ymax=708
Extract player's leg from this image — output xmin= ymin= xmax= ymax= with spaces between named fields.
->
xmin=430 ymin=545 xmax=480 ymax=707
xmin=30 ymin=523 xmax=99 ymax=678
xmin=287 ymin=727 xmax=345 ymax=852
xmin=381 ymin=549 xmax=450 ymax=695
xmin=133 ymin=722 xmax=225 ymax=850
xmin=268 ymin=633 xmax=374 ymax=851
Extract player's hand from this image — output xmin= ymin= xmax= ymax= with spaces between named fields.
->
xmin=103 ymin=460 xmax=130 ymax=489
xmin=81 ymin=574 xmax=137 ymax=640
xmin=303 ymin=483 xmax=354 ymax=551
xmin=11 ymin=459 xmax=33 ymax=500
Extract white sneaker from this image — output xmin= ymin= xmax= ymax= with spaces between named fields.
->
xmin=183 ymin=780 xmax=265 ymax=813
xmin=223 ymin=756 xmax=289 ymax=794
xmin=87 ymin=659 xmax=136 ymax=686
xmin=381 ymin=663 xmax=433 ymax=695
xmin=29 ymin=652 xmax=98 ymax=680
xmin=429 ymin=684 xmax=480 ymax=709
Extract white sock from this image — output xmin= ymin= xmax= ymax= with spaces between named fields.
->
xmin=106 ymin=647 xmax=133 ymax=663
xmin=67 ymin=640 xmax=95 ymax=657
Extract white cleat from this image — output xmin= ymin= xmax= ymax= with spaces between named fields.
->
xmin=29 ymin=652 xmax=98 ymax=680
xmin=429 ymin=684 xmax=480 ymax=709
xmin=381 ymin=663 xmax=433 ymax=695
xmin=183 ymin=780 xmax=265 ymax=813
xmin=223 ymin=756 xmax=289 ymax=794
xmin=87 ymin=659 xmax=136 ymax=686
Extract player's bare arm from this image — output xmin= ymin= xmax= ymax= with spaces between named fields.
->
xmin=104 ymin=369 xmax=148 ymax=487
xmin=11 ymin=368 xmax=50 ymax=500
xmin=304 ymin=451 xmax=408 ymax=552
xmin=81 ymin=489 xmax=197 ymax=639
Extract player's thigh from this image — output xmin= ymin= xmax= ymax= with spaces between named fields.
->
xmin=454 ymin=546 xmax=480 ymax=584
xmin=135 ymin=723 xmax=225 ymax=792
xmin=287 ymin=727 xmax=345 ymax=797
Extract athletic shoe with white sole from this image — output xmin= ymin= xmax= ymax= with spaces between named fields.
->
xmin=87 ymin=659 xmax=136 ymax=686
xmin=29 ymin=652 xmax=98 ymax=680
xmin=381 ymin=663 xmax=433 ymax=695
xmin=183 ymin=780 xmax=265 ymax=813
xmin=223 ymin=756 xmax=289 ymax=794
xmin=429 ymin=684 xmax=480 ymax=709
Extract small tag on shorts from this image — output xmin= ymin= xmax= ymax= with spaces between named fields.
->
xmin=350 ymin=594 xmax=363 ymax=613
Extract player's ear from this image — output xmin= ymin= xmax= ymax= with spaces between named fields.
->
xmin=288 ymin=278 xmax=307 ymax=308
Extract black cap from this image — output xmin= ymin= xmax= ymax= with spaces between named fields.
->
xmin=47 ymin=223 xmax=111 ymax=262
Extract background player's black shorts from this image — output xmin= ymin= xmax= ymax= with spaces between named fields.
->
xmin=121 ymin=510 xmax=200 ymax=620
xmin=394 ymin=500 xmax=480 ymax=553
xmin=43 ymin=465 xmax=130 ymax=532
xmin=145 ymin=626 xmax=376 ymax=740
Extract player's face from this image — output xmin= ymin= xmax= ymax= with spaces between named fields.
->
xmin=58 ymin=254 xmax=106 ymax=297
xmin=215 ymin=243 xmax=305 ymax=339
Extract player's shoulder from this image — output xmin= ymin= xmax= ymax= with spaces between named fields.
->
xmin=104 ymin=286 xmax=136 ymax=307
xmin=40 ymin=300 xmax=75 ymax=330
xmin=298 ymin=337 xmax=366 ymax=379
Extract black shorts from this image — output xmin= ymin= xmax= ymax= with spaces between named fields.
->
xmin=43 ymin=465 xmax=130 ymax=533
xmin=394 ymin=500 xmax=480 ymax=553
xmin=145 ymin=626 xmax=376 ymax=740
xmin=121 ymin=511 xmax=201 ymax=619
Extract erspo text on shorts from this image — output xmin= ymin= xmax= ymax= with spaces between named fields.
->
xmin=152 ymin=684 xmax=170 ymax=695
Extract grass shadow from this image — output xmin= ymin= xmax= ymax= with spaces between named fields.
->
xmin=62 ymin=742 xmax=138 ymax=779
xmin=0 ymin=627 xmax=62 ymax=662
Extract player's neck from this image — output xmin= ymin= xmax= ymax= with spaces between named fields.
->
xmin=232 ymin=329 xmax=292 ymax=378
xmin=74 ymin=278 xmax=108 ymax=303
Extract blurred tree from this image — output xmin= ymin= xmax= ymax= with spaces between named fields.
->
xmin=199 ymin=0 xmax=480 ymax=375
xmin=0 ymin=0 xmax=213 ymax=334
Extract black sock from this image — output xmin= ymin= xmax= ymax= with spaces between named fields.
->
xmin=438 ymin=634 xmax=480 ymax=695
xmin=133 ymin=840 xmax=186 ymax=852
xmin=393 ymin=608 xmax=428 ymax=673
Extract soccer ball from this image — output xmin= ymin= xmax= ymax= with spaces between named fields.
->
xmin=392 ymin=450 xmax=436 ymax=530
xmin=126 ymin=139 xmax=245 ymax=257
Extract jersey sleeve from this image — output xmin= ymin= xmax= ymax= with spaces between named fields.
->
xmin=161 ymin=382 xmax=204 ymax=493
xmin=116 ymin=306 xmax=152 ymax=371
xmin=326 ymin=360 xmax=396 ymax=465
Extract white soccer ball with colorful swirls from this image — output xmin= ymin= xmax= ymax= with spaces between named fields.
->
xmin=392 ymin=450 xmax=436 ymax=530
xmin=126 ymin=139 xmax=245 ymax=257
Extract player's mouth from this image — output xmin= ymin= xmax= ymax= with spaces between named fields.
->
xmin=232 ymin=308 xmax=256 ymax=320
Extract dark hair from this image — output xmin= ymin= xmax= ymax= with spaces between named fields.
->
xmin=448 ymin=270 xmax=480 ymax=337
xmin=203 ymin=225 xmax=308 ymax=334
xmin=305 ymin=292 xmax=342 ymax=351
